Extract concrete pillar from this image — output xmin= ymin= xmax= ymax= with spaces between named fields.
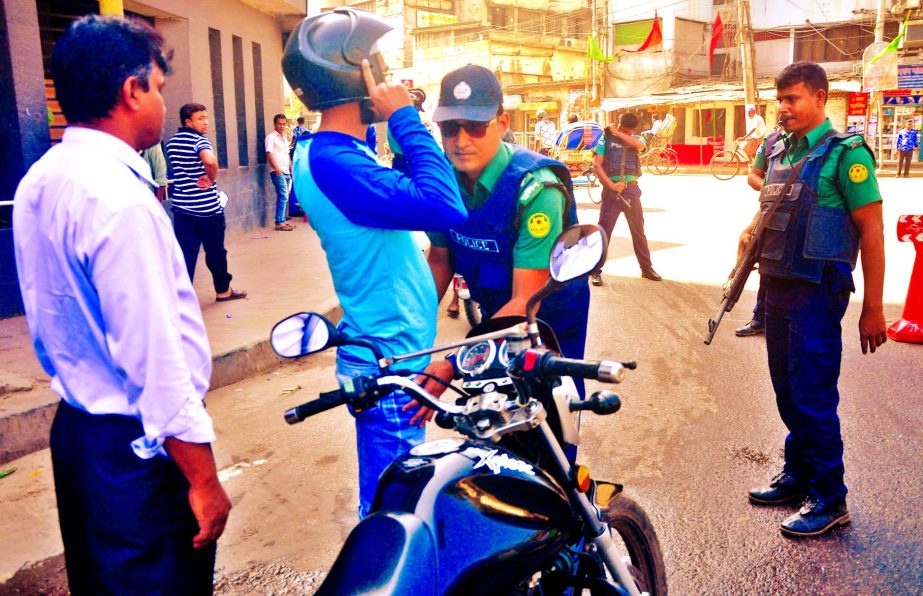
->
xmin=0 ymin=0 xmax=48 ymax=317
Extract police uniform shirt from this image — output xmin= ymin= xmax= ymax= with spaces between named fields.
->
xmin=594 ymin=131 xmax=647 ymax=182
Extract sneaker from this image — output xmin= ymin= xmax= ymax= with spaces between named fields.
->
xmin=735 ymin=319 xmax=765 ymax=337
xmin=591 ymin=271 xmax=603 ymax=286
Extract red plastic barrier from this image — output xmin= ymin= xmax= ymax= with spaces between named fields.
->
xmin=888 ymin=215 xmax=923 ymax=344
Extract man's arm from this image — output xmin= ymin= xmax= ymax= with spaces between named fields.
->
xmin=164 ymin=438 xmax=231 ymax=549
xmin=851 ymin=201 xmax=887 ymax=354
xmin=426 ymin=246 xmax=454 ymax=302
xmin=266 ymin=136 xmax=284 ymax=175
xmin=608 ymin=126 xmax=644 ymax=152
xmin=747 ymin=166 xmax=766 ymax=192
xmin=493 ymin=268 xmax=549 ymax=317
xmin=198 ymin=148 xmax=218 ymax=185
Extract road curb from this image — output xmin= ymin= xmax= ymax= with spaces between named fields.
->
xmin=0 ymin=302 xmax=342 ymax=466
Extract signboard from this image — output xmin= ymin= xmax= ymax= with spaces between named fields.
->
xmin=400 ymin=79 xmax=413 ymax=88
xmin=898 ymin=64 xmax=923 ymax=89
xmin=883 ymin=95 xmax=923 ymax=105
xmin=417 ymin=11 xmax=457 ymax=27
xmin=847 ymin=92 xmax=869 ymax=116
xmin=847 ymin=115 xmax=866 ymax=134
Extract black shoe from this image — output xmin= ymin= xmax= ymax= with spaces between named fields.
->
xmin=780 ymin=497 xmax=850 ymax=537
xmin=748 ymin=472 xmax=808 ymax=505
xmin=591 ymin=271 xmax=603 ymax=286
xmin=641 ymin=268 xmax=662 ymax=282
xmin=735 ymin=319 xmax=765 ymax=337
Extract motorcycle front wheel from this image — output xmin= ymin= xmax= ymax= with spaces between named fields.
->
xmin=463 ymin=299 xmax=482 ymax=328
xmin=600 ymin=495 xmax=668 ymax=596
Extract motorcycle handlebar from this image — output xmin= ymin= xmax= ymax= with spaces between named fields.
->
xmin=534 ymin=353 xmax=626 ymax=384
xmin=284 ymin=389 xmax=347 ymax=425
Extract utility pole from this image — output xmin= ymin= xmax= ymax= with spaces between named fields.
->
xmin=591 ymin=0 xmax=597 ymax=105
xmin=875 ymin=0 xmax=887 ymax=42
xmin=737 ymin=0 xmax=758 ymax=106
xmin=874 ymin=0 xmax=888 ymax=166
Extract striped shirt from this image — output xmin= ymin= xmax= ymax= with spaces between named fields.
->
xmin=165 ymin=128 xmax=221 ymax=216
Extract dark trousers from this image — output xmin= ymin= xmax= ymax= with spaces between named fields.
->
xmin=764 ymin=267 xmax=852 ymax=502
xmin=597 ymin=183 xmax=653 ymax=271
xmin=173 ymin=210 xmax=233 ymax=294
xmin=897 ymin=149 xmax=914 ymax=177
xmin=50 ymin=401 xmax=216 ymax=594
xmin=752 ymin=275 xmax=767 ymax=322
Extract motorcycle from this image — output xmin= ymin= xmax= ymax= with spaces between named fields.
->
xmin=270 ymin=224 xmax=667 ymax=595
xmin=451 ymin=273 xmax=482 ymax=328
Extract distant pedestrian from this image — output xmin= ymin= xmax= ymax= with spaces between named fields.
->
xmin=141 ymin=141 xmax=168 ymax=202
xmin=895 ymin=119 xmax=918 ymax=177
xmin=166 ymin=103 xmax=247 ymax=301
xmin=292 ymin=116 xmax=308 ymax=143
xmin=567 ymin=113 xmax=579 ymax=124
xmin=13 ymin=15 xmax=230 ymax=593
xmin=742 ymin=104 xmax=768 ymax=160
xmin=534 ymin=109 xmax=556 ymax=155
xmin=266 ymin=113 xmax=294 ymax=231
xmin=591 ymin=112 xmax=661 ymax=285
xmin=743 ymin=61 xmax=886 ymax=538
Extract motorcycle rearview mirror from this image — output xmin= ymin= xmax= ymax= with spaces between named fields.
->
xmin=524 ymin=225 xmax=608 ymax=344
xmin=270 ymin=312 xmax=343 ymax=358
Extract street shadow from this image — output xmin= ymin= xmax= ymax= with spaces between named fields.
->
xmin=605 ymin=236 xmax=683 ymax=261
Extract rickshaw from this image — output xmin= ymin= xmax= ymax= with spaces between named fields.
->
xmin=550 ymin=121 xmax=604 ymax=201
xmin=638 ymin=113 xmax=679 ymax=175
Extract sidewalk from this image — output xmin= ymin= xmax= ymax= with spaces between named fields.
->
xmin=0 ymin=218 xmax=338 ymax=465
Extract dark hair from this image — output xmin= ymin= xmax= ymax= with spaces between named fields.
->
xmin=619 ymin=112 xmax=639 ymax=130
xmin=273 ymin=113 xmax=287 ymax=124
xmin=297 ymin=117 xmax=305 ymax=124
xmin=51 ymin=15 xmax=169 ymax=124
xmin=775 ymin=61 xmax=828 ymax=101
xmin=179 ymin=103 xmax=207 ymax=126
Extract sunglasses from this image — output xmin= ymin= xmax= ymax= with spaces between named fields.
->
xmin=439 ymin=119 xmax=496 ymax=139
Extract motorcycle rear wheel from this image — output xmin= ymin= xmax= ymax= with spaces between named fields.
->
xmin=600 ymin=495 xmax=668 ymax=596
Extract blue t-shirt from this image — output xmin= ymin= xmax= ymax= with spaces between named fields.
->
xmin=293 ymin=106 xmax=466 ymax=370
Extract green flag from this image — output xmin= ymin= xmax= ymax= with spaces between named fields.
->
xmin=871 ymin=15 xmax=909 ymax=65
xmin=587 ymin=34 xmax=614 ymax=63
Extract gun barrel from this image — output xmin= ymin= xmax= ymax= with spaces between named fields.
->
xmin=704 ymin=297 xmax=733 ymax=345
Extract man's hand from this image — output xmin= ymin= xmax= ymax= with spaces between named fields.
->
xmin=195 ymin=175 xmax=212 ymax=189
xmin=611 ymin=181 xmax=626 ymax=194
xmin=188 ymin=476 xmax=232 ymax=549
xmin=858 ymin=305 xmax=887 ymax=355
xmin=403 ymin=359 xmax=455 ymax=427
xmin=361 ymin=59 xmax=412 ymax=122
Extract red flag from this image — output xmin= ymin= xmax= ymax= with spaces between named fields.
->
xmin=624 ymin=15 xmax=663 ymax=53
xmin=709 ymin=13 xmax=724 ymax=70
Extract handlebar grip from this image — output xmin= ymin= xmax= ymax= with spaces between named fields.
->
xmin=538 ymin=354 xmax=625 ymax=383
xmin=284 ymin=389 xmax=346 ymax=425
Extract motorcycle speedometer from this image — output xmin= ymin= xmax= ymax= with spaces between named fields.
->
xmin=457 ymin=340 xmax=496 ymax=376
xmin=497 ymin=340 xmax=510 ymax=367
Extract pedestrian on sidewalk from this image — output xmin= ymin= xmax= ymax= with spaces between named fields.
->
xmin=165 ymin=103 xmax=247 ymax=302
xmin=895 ymin=119 xmax=919 ymax=178
xmin=266 ymin=113 xmax=295 ymax=230
xmin=424 ymin=65 xmax=591 ymax=404
xmin=533 ymin=110 xmax=556 ymax=156
xmin=590 ymin=112 xmax=662 ymax=285
xmin=742 ymin=61 xmax=886 ymax=538
xmin=283 ymin=8 xmax=466 ymax=519
xmin=12 ymin=15 xmax=231 ymax=592
xmin=742 ymin=104 xmax=768 ymax=160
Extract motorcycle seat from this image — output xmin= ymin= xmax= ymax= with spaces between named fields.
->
xmin=316 ymin=511 xmax=437 ymax=595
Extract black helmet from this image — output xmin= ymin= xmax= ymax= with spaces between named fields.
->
xmin=282 ymin=8 xmax=392 ymax=111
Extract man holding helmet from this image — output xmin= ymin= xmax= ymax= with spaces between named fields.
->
xmin=282 ymin=8 xmax=466 ymax=519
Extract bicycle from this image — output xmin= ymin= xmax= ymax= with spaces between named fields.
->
xmin=709 ymin=136 xmax=757 ymax=180
xmin=644 ymin=146 xmax=679 ymax=175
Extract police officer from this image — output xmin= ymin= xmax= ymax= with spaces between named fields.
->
xmin=423 ymin=65 xmax=590 ymax=393
xmin=282 ymin=8 xmax=466 ymax=519
xmin=590 ymin=112 xmax=661 ymax=286
xmin=744 ymin=62 xmax=887 ymax=538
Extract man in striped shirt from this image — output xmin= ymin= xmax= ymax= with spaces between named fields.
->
xmin=165 ymin=103 xmax=246 ymax=301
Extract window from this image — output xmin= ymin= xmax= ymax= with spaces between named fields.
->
xmin=794 ymin=21 xmax=899 ymax=62
xmin=491 ymin=6 xmax=512 ymax=29
xmin=408 ymin=0 xmax=454 ymax=10
xmin=208 ymin=28 xmax=228 ymax=169
xmin=564 ymin=9 xmax=589 ymax=37
xmin=519 ymin=9 xmax=542 ymax=34
xmin=692 ymin=108 xmax=726 ymax=138
xmin=232 ymin=35 xmax=248 ymax=167
xmin=252 ymin=42 xmax=266 ymax=165
xmin=415 ymin=31 xmax=451 ymax=50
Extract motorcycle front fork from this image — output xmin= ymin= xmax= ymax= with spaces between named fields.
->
xmin=537 ymin=421 xmax=643 ymax=596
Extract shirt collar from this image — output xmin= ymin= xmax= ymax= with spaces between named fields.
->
xmin=62 ymin=126 xmax=155 ymax=186
xmin=797 ymin=118 xmax=833 ymax=151
xmin=457 ymin=142 xmax=513 ymax=204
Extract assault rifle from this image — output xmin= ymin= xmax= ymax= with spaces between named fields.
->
xmin=704 ymin=141 xmax=812 ymax=345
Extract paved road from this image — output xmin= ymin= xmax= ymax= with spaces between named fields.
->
xmin=2 ymin=174 xmax=921 ymax=594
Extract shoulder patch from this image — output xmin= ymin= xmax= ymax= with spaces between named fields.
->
xmin=519 ymin=175 xmax=544 ymax=204
xmin=527 ymin=212 xmax=552 ymax=238
xmin=848 ymin=163 xmax=869 ymax=184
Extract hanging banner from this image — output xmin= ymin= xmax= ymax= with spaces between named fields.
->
xmin=847 ymin=92 xmax=869 ymax=116
xmin=863 ymin=42 xmax=898 ymax=91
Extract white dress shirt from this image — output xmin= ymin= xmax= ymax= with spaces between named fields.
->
xmin=264 ymin=130 xmax=291 ymax=172
xmin=13 ymin=126 xmax=215 ymax=459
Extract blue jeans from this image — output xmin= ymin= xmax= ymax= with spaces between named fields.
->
xmin=270 ymin=172 xmax=291 ymax=225
xmin=336 ymin=354 xmax=425 ymax=519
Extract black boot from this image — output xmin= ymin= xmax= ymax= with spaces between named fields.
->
xmin=748 ymin=471 xmax=808 ymax=505
xmin=780 ymin=497 xmax=849 ymax=537
xmin=735 ymin=319 xmax=765 ymax=337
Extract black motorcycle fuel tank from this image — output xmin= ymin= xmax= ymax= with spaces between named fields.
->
xmin=372 ymin=437 xmax=574 ymax=594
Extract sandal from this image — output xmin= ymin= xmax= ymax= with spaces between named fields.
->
xmin=216 ymin=288 xmax=248 ymax=302
xmin=274 ymin=223 xmax=295 ymax=231
xmin=446 ymin=306 xmax=460 ymax=318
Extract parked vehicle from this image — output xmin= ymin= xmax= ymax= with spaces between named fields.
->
xmin=452 ymin=273 xmax=482 ymax=328
xmin=271 ymin=224 xmax=668 ymax=595
xmin=552 ymin=121 xmax=604 ymax=203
